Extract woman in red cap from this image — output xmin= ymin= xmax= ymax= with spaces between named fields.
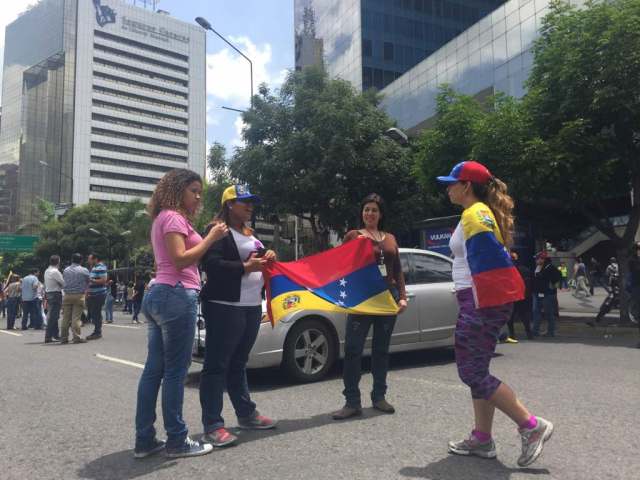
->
xmin=437 ymin=161 xmax=554 ymax=467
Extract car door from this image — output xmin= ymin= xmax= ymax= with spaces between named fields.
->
xmin=389 ymin=252 xmax=421 ymax=345
xmin=408 ymin=252 xmax=458 ymax=342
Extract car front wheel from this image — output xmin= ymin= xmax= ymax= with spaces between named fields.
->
xmin=282 ymin=318 xmax=336 ymax=383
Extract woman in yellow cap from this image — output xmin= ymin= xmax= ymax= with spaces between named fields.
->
xmin=199 ymin=185 xmax=277 ymax=448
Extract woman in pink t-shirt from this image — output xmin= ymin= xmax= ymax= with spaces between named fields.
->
xmin=134 ymin=169 xmax=227 ymax=459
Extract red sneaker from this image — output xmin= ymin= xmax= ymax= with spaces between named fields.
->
xmin=204 ymin=427 xmax=237 ymax=447
xmin=238 ymin=413 xmax=277 ymax=430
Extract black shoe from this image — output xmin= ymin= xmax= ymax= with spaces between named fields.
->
xmin=86 ymin=333 xmax=102 ymax=341
xmin=44 ymin=338 xmax=53 ymax=344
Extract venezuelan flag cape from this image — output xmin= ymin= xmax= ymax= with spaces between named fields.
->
xmin=462 ymin=202 xmax=525 ymax=308
xmin=264 ymin=237 xmax=399 ymax=325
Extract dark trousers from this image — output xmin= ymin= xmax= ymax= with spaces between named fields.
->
xmin=342 ymin=313 xmax=397 ymax=407
xmin=199 ymin=302 xmax=261 ymax=432
xmin=133 ymin=298 xmax=143 ymax=320
xmin=507 ymin=298 xmax=533 ymax=339
xmin=6 ymin=298 xmax=19 ymax=329
xmin=21 ymin=300 xmax=40 ymax=329
xmin=45 ymin=292 xmax=62 ymax=340
xmin=0 ymin=299 xmax=5 ymax=318
xmin=86 ymin=294 xmax=107 ymax=335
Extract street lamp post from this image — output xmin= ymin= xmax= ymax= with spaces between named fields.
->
xmin=195 ymin=16 xmax=254 ymax=109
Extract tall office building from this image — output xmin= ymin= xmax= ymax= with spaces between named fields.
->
xmin=0 ymin=0 xmax=205 ymax=233
xmin=295 ymin=0 xmax=505 ymax=91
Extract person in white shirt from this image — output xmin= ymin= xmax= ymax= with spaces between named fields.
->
xmin=44 ymin=255 xmax=65 ymax=343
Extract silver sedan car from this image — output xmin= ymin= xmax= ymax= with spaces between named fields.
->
xmin=193 ymin=248 xmax=458 ymax=382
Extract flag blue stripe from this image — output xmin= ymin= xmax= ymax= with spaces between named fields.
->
xmin=466 ymin=231 xmax=513 ymax=274
xmin=270 ymin=263 xmax=389 ymax=308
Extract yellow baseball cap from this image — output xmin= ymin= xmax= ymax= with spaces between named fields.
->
xmin=221 ymin=185 xmax=261 ymax=206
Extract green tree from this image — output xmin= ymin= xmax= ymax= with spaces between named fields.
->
xmin=521 ymin=0 xmax=640 ymax=322
xmin=232 ymin=66 xmax=424 ymax=251
xmin=196 ymin=143 xmax=234 ymax=232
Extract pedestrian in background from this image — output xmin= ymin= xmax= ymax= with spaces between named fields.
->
xmin=21 ymin=268 xmax=40 ymax=330
xmin=131 ymin=276 xmax=145 ymax=324
xmin=628 ymin=243 xmax=640 ymax=322
xmin=134 ymin=168 xmax=228 ymax=459
xmin=5 ymin=275 xmax=21 ymax=330
xmin=588 ymin=257 xmax=601 ymax=295
xmin=0 ymin=288 xmax=5 ymax=319
xmin=86 ymin=253 xmax=108 ymax=340
xmin=332 ymin=193 xmax=407 ymax=420
xmin=559 ymin=262 xmax=568 ymax=290
xmin=573 ymin=257 xmax=590 ymax=298
xmin=605 ymin=257 xmax=619 ymax=288
xmin=436 ymin=161 xmax=553 ymax=468
xmin=44 ymin=255 xmax=64 ymax=343
xmin=532 ymin=253 xmax=561 ymax=337
xmin=198 ymin=185 xmax=276 ymax=448
xmin=104 ymin=274 xmax=117 ymax=324
xmin=504 ymin=252 xmax=533 ymax=342
xmin=126 ymin=282 xmax=134 ymax=313
xmin=61 ymin=253 xmax=90 ymax=344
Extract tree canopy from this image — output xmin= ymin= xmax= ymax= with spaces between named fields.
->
xmin=232 ymin=66 xmax=426 ymax=251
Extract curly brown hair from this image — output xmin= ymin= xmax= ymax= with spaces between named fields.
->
xmin=147 ymin=169 xmax=202 ymax=220
xmin=471 ymin=177 xmax=515 ymax=248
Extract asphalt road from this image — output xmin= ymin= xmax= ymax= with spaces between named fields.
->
xmin=1 ymin=309 xmax=638 ymax=480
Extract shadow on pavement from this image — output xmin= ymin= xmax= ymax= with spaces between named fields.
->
xmin=193 ymin=410 xmax=379 ymax=446
xmin=399 ymin=455 xmax=550 ymax=479
xmin=77 ymin=450 xmax=178 ymax=480
xmin=185 ymin=347 xmax=456 ymax=392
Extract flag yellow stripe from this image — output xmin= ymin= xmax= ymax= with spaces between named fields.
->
xmin=270 ymin=289 xmax=398 ymax=323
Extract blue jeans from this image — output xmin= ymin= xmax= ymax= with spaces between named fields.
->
xmin=21 ymin=300 xmax=40 ymax=329
xmin=342 ymin=313 xmax=397 ymax=407
xmin=532 ymin=293 xmax=558 ymax=336
xmin=135 ymin=283 xmax=198 ymax=450
xmin=104 ymin=294 xmax=114 ymax=322
xmin=6 ymin=297 xmax=19 ymax=329
xmin=199 ymin=302 xmax=261 ymax=432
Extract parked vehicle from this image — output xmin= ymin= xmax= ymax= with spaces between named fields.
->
xmin=193 ymin=248 xmax=458 ymax=382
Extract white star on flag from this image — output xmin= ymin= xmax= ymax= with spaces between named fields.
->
xmin=338 ymin=300 xmax=345 ymax=306
xmin=339 ymin=278 xmax=347 ymax=287
xmin=340 ymin=291 xmax=347 ymax=299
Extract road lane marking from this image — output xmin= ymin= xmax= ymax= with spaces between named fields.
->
xmin=0 ymin=330 xmax=23 ymax=337
xmin=96 ymin=353 xmax=144 ymax=369
xmin=104 ymin=324 xmax=140 ymax=329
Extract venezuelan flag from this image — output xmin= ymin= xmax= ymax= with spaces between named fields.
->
xmin=264 ymin=237 xmax=399 ymax=325
xmin=462 ymin=202 xmax=525 ymax=308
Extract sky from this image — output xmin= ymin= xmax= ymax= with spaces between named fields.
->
xmin=0 ymin=0 xmax=294 ymax=162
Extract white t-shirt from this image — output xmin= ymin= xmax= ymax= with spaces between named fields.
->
xmin=212 ymin=229 xmax=264 ymax=307
xmin=449 ymin=222 xmax=473 ymax=291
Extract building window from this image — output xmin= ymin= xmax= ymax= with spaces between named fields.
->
xmin=90 ymin=184 xmax=153 ymax=198
xmin=91 ymin=156 xmax=175 ymax=173
xmin=90 ymin=170 xmax=159 ymax=185
xmin=94 ymin=30 xmax=188 ymax=62
xmin=93 ymin=100 xmax=188 ymax=125
xmin=91 ymin=142 xmax=188 ymax=162
xmin=362 ymin=38 xmax=372 ymax=57
xmin=384 ymin=42 xmax=394 ymax=61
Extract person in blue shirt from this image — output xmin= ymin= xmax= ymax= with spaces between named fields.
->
xmin=21 ymin=269 xmax=41 ymax=330
xmin=86 ymin=253 xmax=108 ymax=340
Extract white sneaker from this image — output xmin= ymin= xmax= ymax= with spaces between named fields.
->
xmin=518 ymin=417 xmax=554 ymax=467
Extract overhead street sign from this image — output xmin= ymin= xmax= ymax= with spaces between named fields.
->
xmin=0 ymin=235 xmax=39 ymax=252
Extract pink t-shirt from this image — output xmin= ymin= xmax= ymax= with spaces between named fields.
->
xmin=151 ymin=210 xmax=203 ymax=290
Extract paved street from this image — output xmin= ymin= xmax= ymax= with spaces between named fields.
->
xmin=1 ymin=307 xmax=638 ymax=480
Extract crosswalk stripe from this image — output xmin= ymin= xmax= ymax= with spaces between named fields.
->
xmin=95 ymin=353 xmax=144 ymax=369
xmin=0 ymin=330 xmax=23 ymax=337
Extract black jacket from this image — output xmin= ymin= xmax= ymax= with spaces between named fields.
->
xmin=533 ymin=262 xmax=561 ymax=295
xmin=200 ymin=225 xmax=246 ymax=302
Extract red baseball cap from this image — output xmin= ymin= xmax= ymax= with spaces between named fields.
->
xmin=436 ymin=161 xmax=493 ymax=185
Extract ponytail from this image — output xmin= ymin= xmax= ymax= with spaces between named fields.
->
xmin=472 ymin=177 xmax=515 ymax=248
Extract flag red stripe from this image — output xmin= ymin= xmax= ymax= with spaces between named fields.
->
xmin=264 ymin=237 xmax=376 ymax=289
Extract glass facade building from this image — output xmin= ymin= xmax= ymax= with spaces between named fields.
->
xmin=0 ymin=0 xmax=206 ymax=233
xmin=295 ymin=0 xmax=505 ymax=91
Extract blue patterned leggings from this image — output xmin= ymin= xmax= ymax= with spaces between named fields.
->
xmin=454 ymin=288 xmax=513 ymax=400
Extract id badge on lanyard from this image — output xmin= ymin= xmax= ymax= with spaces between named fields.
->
xmin=378 ymin=244 xmax=387 ymax=277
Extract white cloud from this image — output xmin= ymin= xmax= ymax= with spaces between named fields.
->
xmin=0 ymin=1 xmax=36 ymax=102
xmin=206 ymin=36 xmax=287 ymax=109
xmin=231 ymin=116 xmax=245 ymax=148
